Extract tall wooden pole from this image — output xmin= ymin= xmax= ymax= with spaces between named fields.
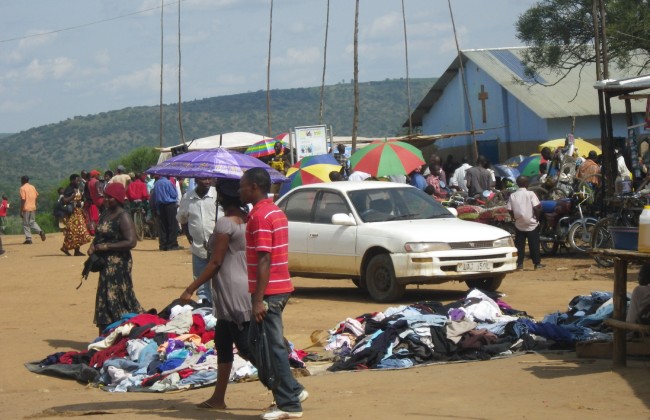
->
xmin=266 ymin=0 xmax=274 ymax=138
xmin=351 ymin=0 xmax=359 ymax=153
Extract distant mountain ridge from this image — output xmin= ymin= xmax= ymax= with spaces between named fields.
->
xmin=0 ymin=78 xmax=435 ymax=200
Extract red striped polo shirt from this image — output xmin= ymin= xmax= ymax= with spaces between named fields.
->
xmin=246 ymin=198 xmax=293 ymax=295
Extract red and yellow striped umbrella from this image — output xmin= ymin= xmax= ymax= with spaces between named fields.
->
xmin=279 ymin=154 xmax=341 ymax=196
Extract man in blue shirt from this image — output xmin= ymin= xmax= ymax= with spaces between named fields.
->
xmin=152 ymin=176 xmax=182 ymax=251
xmin=409 ymin=165 xmax=427 ymax=191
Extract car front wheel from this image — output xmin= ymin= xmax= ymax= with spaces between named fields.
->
xmin=465 ymin=275 xmax=504 ymax=292
xmin=365 ymin=254 xmax=405 ymax=302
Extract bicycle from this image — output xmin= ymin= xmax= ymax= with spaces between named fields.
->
xmin=590 ymin=192 xmax=648 ymax=267
xmin=129 ymin=200 xmax=151 ymax=241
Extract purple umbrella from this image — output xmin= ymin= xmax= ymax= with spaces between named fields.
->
xmin=146 ymin=147 xmax=288 ymax=183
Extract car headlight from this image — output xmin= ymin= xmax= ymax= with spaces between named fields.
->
xmin=493 ymin=236 xmax=514 ymax=248
xmin=404 ymin=242 xmax=451 ymax=252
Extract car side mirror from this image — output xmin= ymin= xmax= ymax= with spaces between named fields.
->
xmin=331 ymin=213 xmax=356 ymax=226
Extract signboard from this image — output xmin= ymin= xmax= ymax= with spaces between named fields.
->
xmin=294 ymin=125 xmax=328 ymax=160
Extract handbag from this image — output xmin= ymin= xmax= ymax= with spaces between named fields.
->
xmin=53 ymin=199 xmax=74 ymax=218
xmin=78 ymin=253 xmax=107 ymax=289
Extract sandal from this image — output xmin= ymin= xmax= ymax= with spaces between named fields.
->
xmin=196 ymin=401 xmax=227 ymax=411
xmin=60 ymin=248 xmax=71 ymax=256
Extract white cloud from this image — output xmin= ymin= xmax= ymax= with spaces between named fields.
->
xmin=94 ymin=50 xmax=111 ymax=67
xmin=274 ymin=47 xmax=321 ymax=67
xmin=18 ymin=30 xmax=57 ymax=49
xmin=366 ymin=12 xmax=401 ymax=38
xmin=23 ymin=57 xmax=75 ymax=81
xmin=0 ymin=98 xmax=40 ymax=113
xmin=103 ymin=63 xmax=176 ymax=94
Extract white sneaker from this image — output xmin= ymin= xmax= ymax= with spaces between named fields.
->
xmin=261 ymin=407 xmax=303 ymax=419
xmin=298 ymin=390 xmax=309 ymax=403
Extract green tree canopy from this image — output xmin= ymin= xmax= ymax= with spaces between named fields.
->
xmin=516 ymin=0 xmax=650 ymax=82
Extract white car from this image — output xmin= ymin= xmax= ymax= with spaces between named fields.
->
xmin=276 ymin=182 xmax=518 ymax=302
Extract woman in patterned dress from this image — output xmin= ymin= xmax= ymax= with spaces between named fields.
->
xmin=60 ymin=174 xmax=92 ymax=256
xmin=87 ymin=182 xmax=143 ymax=334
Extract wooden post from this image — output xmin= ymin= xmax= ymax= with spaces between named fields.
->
xmin=612 ymin=257 xmax=627 ymax=367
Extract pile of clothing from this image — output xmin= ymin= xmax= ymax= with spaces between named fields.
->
xmin=26 ymin=301 xmax=304 ymax=393
xmin=327 ymin=289 xmax=615 ymax=372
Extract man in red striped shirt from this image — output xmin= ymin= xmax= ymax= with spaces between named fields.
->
xmin=240 ymin=168 xmax=307 ymax=420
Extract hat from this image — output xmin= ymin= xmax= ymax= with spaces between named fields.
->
xmin=217 ymin=179 xmax=240 ymax=198
xmin=117 ymin=165 xmax=126 ymax=172
xmin=89 ymin=170 xmax=101 ymax=177
xmin=104 ymin=183 xmax=126 ymax=204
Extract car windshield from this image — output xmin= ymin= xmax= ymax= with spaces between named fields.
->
xmin=348 ymin=187 xmax=454 ymax=223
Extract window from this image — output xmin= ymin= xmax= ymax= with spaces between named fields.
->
xmin=313 ymin=192 xmax=349 ymax=224
xmin=280 ymin=190 xmax=317 ymax=222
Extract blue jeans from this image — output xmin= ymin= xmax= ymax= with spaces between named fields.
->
xmin=192 ymin=253 xmax=211 ymax=304
xmin=249 ymin=293 xmax=303 ymax=412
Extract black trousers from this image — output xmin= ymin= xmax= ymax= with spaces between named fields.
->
xmin=157 ymin=202 xmax=179 ymax=250
xmin=514 ymin=225 xmax=541 ymax=266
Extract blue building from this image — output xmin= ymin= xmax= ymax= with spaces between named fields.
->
xmin=409 ymin=47 xmax=649 ymax=164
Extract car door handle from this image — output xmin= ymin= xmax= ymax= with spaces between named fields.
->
xmin=309 ymin=233 xmax=319 ymax=238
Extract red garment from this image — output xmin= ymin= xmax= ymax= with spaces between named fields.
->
xmin=88 ymin=177 xmax=104 ymax=209
xmin=201 ymin=330 xmax=215 ymax=344
xmin=246 ymin=198 xmax=293 ymax=295
xmin=89 ymin=337 xmax=129 ymax=368
xmin=128 ymin=313 xmax=167 ymax=327
xmin=0 ymin=199 xmax=8 ymax=217
xmin=127 ymin=179 xmax=150 ymax=201
xmin=189 ymin=314 xmax=206 ymax=336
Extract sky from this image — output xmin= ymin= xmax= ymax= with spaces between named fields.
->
xmin=0 ymin=0 xmax=538 ymax=134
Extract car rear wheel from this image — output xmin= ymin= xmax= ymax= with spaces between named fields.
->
xmin=365 ymin=254 xmax=405 ymax=302
xmin=465 ymin=275 xmax=504 ymax=292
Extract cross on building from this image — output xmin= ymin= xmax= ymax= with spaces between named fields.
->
xmin=478 ymin=84 xmax=489 ymax=123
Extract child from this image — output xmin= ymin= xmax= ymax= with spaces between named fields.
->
xmin=626 ymin=264 xmax=650 ymax=325
xmin=0 ymin=194 xmax=9 ymax=234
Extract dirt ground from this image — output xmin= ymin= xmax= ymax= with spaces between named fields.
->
xmin=1 ymin=232 xmax=650 ymax=419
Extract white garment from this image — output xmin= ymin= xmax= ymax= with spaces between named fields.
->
xmin=450 ymin=163 xmax=472 ymax=192
xmin=348 ymin=171 xmax=371 ymax=181
xmin=176 ymin=186 xmax=217 ymax=258
xmin=506 ymin=188 xmax=540 ymax=232
xmin=464 ymin=289 xmax=502 ymax=322
xmin=617 ymin=155 xmax=631 ymax=179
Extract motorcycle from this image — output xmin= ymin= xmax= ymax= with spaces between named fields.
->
xmin=538 ymin=190 xmax=597 ymax=255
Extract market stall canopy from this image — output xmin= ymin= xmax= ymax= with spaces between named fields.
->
xmin=538 ymin=138 xmax=602 ymax=156
xmin=158 ymin=132 xmax=269 ymax=164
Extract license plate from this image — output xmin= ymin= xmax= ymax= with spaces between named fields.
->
xmin=457 ymin=261 xmax=492 ymax=272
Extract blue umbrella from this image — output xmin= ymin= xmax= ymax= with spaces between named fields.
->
xmin=146 ymin=147 xmax=288 ymax=183
xmin=493 ymin=164 xmax=520 ymax=181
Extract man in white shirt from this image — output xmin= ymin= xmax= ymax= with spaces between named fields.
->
xmin=348 ymin=170 xmax=371 ymax=182
xmin=506 ymin=176 xmax=544 ymax=270
xmin=177 ymin=178 xmax=219 ymax=304
xmin=449 ymin=157 xmax=472 ymax=192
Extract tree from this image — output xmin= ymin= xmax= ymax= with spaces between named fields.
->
xmin=516 ymin=0 xmax=650 ymax=82
xmin=109 ymin=147 xmax=160 ymax=174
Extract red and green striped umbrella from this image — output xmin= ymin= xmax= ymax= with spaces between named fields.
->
xmin=350 ymin=140 xmax=425 ymax=177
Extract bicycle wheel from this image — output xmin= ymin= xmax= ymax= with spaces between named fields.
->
xmin=528 ymin=186 xmax=548 ymax=201
xmin=539 ymin=218 xmax=559 ymax=255
xmin=590 ymin=217 xmax=614 ymax=267
xmin=134 ymin=211 xmax=145 ymax=241
xmin=568 ymin=219 xmax=596 ymax=253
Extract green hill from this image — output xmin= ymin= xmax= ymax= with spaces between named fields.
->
xmin=0 ymin=77 xmax=435 ymax=208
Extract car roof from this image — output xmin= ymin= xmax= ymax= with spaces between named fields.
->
xmin=287 ymin=181 xmax=414 ymax=194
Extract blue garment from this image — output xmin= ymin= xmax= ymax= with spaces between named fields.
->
xmin=377 ymin=357 xmax=414 ymax=369
xmin=136 ymin=340 xmax=159 ymax=370
xmin=518 ymin=318 xmax=574 ymax=342
xmin=192 ymin=253 xmax=212 ymax=304
xmin=99 ymin=359 xmax=140 ymax=384
xmin=409 ymin=173 xmax=427 ymax=191
xmin=158 ymin=357 xmax=184 ymax=372
xmin=153 ymin=178 xmax=178 ymax=207
xmin=248 ymin=293 xmax=303 ymax=413
xmin=178 ymin=369 xmax=217 ymax=386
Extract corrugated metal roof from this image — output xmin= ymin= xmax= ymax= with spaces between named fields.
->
xmin=409 ymin=47 xmax=649 ymax=126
